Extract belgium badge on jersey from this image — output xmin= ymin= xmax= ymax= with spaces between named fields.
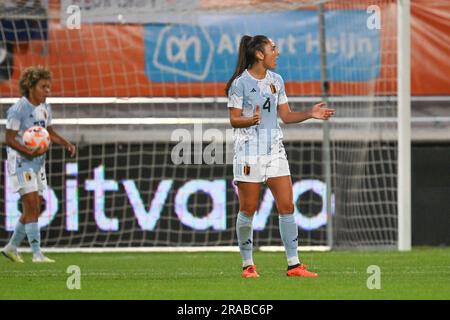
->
xmin=243 ymin=165 xmax=251 ymax=176
xmin=24 ymin=171 xmax=33 ymax=182
xmin=270 ymin=83 xmax=277 ymax=94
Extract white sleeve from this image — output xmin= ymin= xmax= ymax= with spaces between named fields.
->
xmin=46 ymin=104 xmax=52 ymax=126
xmin=6 ymin=109 xmax=21 ymax=130
xmin=227 ymin=79 xmax=243 ymax=109
xmin=278 ymin=77 xmax=288 ymax=105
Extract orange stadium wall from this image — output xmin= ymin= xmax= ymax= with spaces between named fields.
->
xmin=0 ymin=0 xmax=449 ymax=97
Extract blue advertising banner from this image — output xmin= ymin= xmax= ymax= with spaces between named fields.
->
xmin=145 ymin=10 xmax=380 ymax=83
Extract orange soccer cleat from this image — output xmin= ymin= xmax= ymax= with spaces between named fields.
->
xmin=287 ymin=264 xmax=318 ymax=277
xmin=242 ymin=265 xmax=260 ymax=278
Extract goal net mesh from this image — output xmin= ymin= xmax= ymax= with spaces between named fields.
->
xmin=0 ymin=0 xmax=398 ymax=249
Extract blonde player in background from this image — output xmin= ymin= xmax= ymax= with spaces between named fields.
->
xmin=226 ymin=35 xmax=335 ymax=277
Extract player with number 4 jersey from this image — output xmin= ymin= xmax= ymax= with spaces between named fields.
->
xmin=226 ymin=35 xmax=335 ymax=278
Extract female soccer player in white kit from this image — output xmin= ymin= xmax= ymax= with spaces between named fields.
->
xmin=226 ymin=35 xmax=335 ymax=277
xmin=2 ymin=66 xmax=76 ymax=263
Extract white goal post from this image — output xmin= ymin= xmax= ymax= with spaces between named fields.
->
xmin=397 ymin=0 xmax=412 ymax=251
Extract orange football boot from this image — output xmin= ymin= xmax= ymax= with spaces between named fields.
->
xmin=242 ymin=265 xmax=260 ymax=278
xmin=287 ymin=264 xmax=318 ymax=277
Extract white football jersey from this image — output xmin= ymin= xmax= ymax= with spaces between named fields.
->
xmin=227 ymin=69 xmax=288 ymax=157
xmin=6 ymin=96 xmax=52 ymax=175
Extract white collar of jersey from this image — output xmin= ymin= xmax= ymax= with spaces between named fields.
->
xmin=23 ymin=96 xmax=41 ymax=108
xmin=245 ymin=69 xmax=269 ymax=82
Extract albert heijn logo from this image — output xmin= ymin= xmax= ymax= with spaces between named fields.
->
xmin=147 ymin=24 xmax=214 ymax=82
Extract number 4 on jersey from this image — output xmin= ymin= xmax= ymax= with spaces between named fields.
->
xmin=263 ymin=97 xmax=271 ymax=112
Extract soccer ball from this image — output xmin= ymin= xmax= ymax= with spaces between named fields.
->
xmin=23 ymin=126 xmax=51 ymax=151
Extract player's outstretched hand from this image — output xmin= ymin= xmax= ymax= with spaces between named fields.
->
xmin=66 ymin=143 xmax=76 ymax=158
xmin=311 ymin=102 xmax=335 ymax=120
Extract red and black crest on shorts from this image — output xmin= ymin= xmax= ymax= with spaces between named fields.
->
xmin=270 ymin=83 xmax=277 ymax=94
xmin=243 ymin=165 xmax=251 ymax=176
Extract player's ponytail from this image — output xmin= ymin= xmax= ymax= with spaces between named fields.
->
xmin=225 ymin=35 xmax=269 ymax=95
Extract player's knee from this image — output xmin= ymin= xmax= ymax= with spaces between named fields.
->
xmin=28 ymin=208 xmax=40 ymax=221
xmin=22 ymin=199 xmax=40 ymax=222
xmin=240 ymin=206 xmax=257 ymax=216
xmin=277 ymin=203 xmax=294 ymax=215
xmin=23 ymin=211 xmax=39 ymax=223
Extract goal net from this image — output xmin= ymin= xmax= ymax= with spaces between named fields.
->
xmin=0 ymin=0 xmax=401 ymax=250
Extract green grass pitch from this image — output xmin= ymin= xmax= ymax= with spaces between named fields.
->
xmin=0 ymin=247 xmax=448 ymax=300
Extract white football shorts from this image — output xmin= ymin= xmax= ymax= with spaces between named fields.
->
xmin=233 ymin=148 xmax=290 ymax=184
xmin=8 ymin=167 xmax=47 ymax=196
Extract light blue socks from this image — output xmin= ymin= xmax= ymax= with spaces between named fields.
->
xmin=8 ymin=221 xmax=27 ymax=248
xmin=279 ymin=214 xmax=300 ymax=266
xmin=236 ymin=211 xmax=254 ymax=267
xmin=25 ymin=222 xmax=41 ymax=255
